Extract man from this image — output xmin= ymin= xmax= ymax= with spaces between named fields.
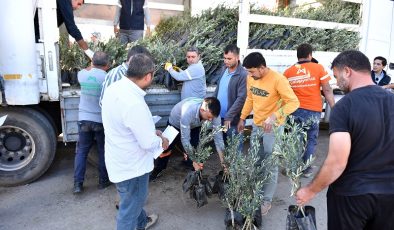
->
xmin=114 ymin=0 xmax=151 ymax=44
xmin=237 ymin=52 xmax=299 ymax=216
xmin=35 ymin=0 xmax=93 ymax=58
xmin=371 ymin=56 xmax=391 ymax=86
xmin=214 ymin=44 xmax=247 ymax=141
xmin=73 ymin=51 xmax=110 ymax=194
xmin=164 ymin=47 xmax=206 ymax=100
xmin=99 ymin=45 xmax=151 ymax=105
xmin=296 ymin=50 xmax=394 ymax=230
xmin=102 ymin=53 xmax=169 ymax=230
xmin=150 ymin=97 xmax=225 ymax=180
xmin=283 ymin=43 xmax=335 ymax=177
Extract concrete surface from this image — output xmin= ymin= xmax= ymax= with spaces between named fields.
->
xmin=0 ymin=131 xmax=330 ymax=230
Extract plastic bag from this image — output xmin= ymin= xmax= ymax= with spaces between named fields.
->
xmin=194 ymin=184 xmax=208 ymax=208
xmin=286 ymin=205 xmax=317 ymax=230
xmin=182 ymin=171 xmax=198 ymax=192
xmin=224 ymin=208 xmax=244 ymax=228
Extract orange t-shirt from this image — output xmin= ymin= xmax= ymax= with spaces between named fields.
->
xmin=283 ymin=62 xmax=331 ymax=112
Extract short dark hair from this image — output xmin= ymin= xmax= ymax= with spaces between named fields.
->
xmin=187 ymin=46 xmax=200 ymax=54
xmin=242 ymin=52 xmax=266 ymax=68
xmin=331 ymin=50 xmax=371 ymax=73
xmin=127 ymin=45 xmax=152 ymax=62
xmin=224 ymin=44 xmax=240 ymax=55
xmin=92 ymin=51 xmax=109 ymax=67
xmin=203 ymin=97 xmax=221 ymax=117
xmin=126 ymin=54 xmax=155 ymax=80
xmin=297 ymin=43 xmax=313 ymax=59
xmin=374 ymin=56 xmax=387 ymax=66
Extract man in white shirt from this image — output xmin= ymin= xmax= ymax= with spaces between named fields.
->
xmin=101 ymin=53 xmax=169 ymax=230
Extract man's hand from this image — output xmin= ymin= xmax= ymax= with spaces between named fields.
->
xmin=193 ymin=161 xmax=204 ymax=171
xmin=114 ymin=26 xmax=119 ymax=37
xmin=295 ymin=186 xmax=317 ymax=206
xmin=223 ymin=120 xmax=231 ymax=132
xmin=84 ymin=49 xmax=94 ymax=60
xmin=164 ymin=62 xmax=173 ymax=71
xmin=161 ymin=136 xmax=169 ymax=150
xmin=263 ymin=114 xmax=276 ymax=133
xmin=145 ymin=27 xmax=151 ymax=37
xmin=237 ymin=119 xmax=245 ymax=133
xmin=155 ymin=130 xmax=163 ymax=136
xmin=172 ymin=66 xmax=182 ymax=72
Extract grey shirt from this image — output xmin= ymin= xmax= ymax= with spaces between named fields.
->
xmin=168 ymin=98 xmax=224 ymax=153
xmin=168 ymin=60 xmax=206 ymax=100
xmin=78 ymin=67 xmax=106 ymax=123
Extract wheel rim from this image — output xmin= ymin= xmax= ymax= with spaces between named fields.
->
xmin=0 ymin=126 xmax=35 ymax=171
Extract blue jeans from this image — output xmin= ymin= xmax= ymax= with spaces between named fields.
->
xmin=291 ymin=109 xmax=321 ymax=163
xmin=116 ymin=173 xmax=149 ymax=230
xmin=221 ymin=119 xmax=244 ymax=152
xmin=74 ymin=120 xmax=108 ymax=184
xmin=251 ymin=124 xmax=282 ymax=202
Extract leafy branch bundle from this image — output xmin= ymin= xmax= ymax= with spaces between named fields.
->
xmin=273 ymin=116 xmax=314 ymax=197
xmin=221 ymin=133 xmax=273 ymax=230
xmin=182 ymin=121 xmax=223 ymax=208
xmin=59 ymin=0 xmax=360 ymax=86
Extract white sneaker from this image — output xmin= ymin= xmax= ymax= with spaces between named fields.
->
xmin=145 ymin=214 xmax=158 ymax=230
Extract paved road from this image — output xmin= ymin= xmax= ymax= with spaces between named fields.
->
xmin=0 ymin=131 xmax=330 ymax=230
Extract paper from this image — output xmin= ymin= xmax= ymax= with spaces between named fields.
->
xmin=0 ymin=115 xmax=7 ymax=126
xmin=153 ymin=125 xmax=179 ymax=159
xmin=152 ymin=115 xmax=161 ymax=124
xmin=162 ymin=125 xmax=179 ymax=145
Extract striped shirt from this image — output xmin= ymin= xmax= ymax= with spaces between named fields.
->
xmin=99 ymin=62 xmax=128 ymax=106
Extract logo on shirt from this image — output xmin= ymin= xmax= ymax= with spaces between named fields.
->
xmin=250 ymin=86 xmax=269 ymax=97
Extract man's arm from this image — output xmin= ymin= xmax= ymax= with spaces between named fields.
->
xmin=113 ymin=0 xmax=121 ymax=35
xmin=124 ymin=103 xmax=163 ymax=153
xmin=143 ymin=0 xmax=151 ymax=36
xmin=295 ymin=132 xmax=351 ymax=205
xmin=224 ymin=71 xmax=247 ymax=122
xmin=168 ymin=64 xmax=203 ymax=82
xmin=274 ymin=76 xmax=300 ymax=120
xmin=322 ymin=82 xmax=335 ymax=108
xmin=58 ymin=0 xmax=83 ymax=44
xmin=179 ymin=111 xmax=194 ymax=153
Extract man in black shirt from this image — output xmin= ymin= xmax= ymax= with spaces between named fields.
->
xmin=296 ymin=50 xmax=394 ymax=230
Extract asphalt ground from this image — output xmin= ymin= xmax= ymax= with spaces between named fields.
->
xmin=0 ymin=130 xmax=330 ymax=230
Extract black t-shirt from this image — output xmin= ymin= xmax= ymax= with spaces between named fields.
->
xmin=329 ymin=85 xmax=394 ymax=196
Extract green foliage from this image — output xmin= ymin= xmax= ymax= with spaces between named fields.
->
xmin=90 ymin=37 xmax=128 ymax=69
xmin=272 ymin=116 xmax=316 ymax=197
xmin=186 ymin=121 xmax=223 ymax=164
xmin=222 ymin=133 xmax=273 ymax=230
xmin=59 ymin=35 xmax=89 ymax=71
xmin=59 ymin=1 xmax=361 ymax=80
xmin=59 ymin=35 xmax=127 ymax=71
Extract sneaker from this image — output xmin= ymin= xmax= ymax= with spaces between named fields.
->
xmin=302 ymin=167 xmax=313 ymax=178
xmin=149 ymin=168 xmax=164 ymax=181
xmin=137 ymin=214 xmax=158 ymax=230
xmin=73 ymin=182 xmax=83 ymax=194
xmin=98 ymin=180 xmax=112 ymax=190
xmin=261 ymin=200 xmax=272 ymax=216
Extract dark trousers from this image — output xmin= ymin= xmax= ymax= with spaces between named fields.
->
xmin=74 ymin=120 xmax=109 ymax=184
xmin=154 ymin=123 xmax=200 ymax=172
xmin=327 ymin=189 xmax=394 ymax=230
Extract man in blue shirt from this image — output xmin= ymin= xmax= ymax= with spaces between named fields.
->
xmin=73 ymin=51 xmax=110 ymax=194
xmin=214 ymin=44 xmax=247 ymax=142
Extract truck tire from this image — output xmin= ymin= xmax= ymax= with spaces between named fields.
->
xmin=0 ymin=107 xmax=57 ymax=186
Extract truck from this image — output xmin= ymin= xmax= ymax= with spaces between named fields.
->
xmin=0 ymin=0 xmax=393 ymax=187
